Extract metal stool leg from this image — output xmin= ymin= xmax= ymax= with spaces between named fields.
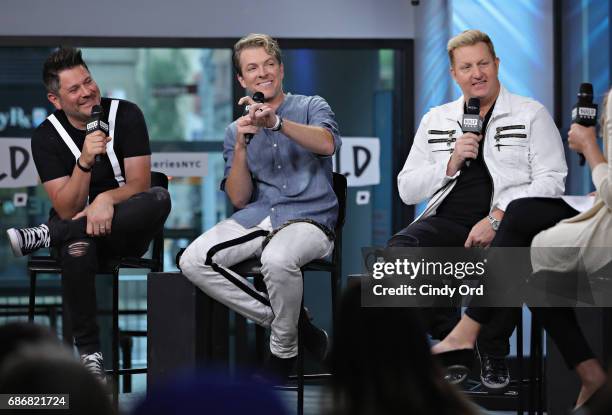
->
xmin=331 ymin=271 xmax=339 ymax=334
xmin=533 ymin=318 xmax=544 ymax=415
xmin=112 ymin=270 xmax=120 ymax=408
xmin=28 ymin=270 xmax=37 ymax=322
xmin=297 ymin=296 xmax=304 ymax=415
xmin=120 ymin=335 xmax=133 ymax=393
xmin=254 ymin=276 xmax=267 ymax=363
xmin=529 ymin=311 xmax=545 ymax=415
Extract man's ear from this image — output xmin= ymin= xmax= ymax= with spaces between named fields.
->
xmin=47 ymin=92 xmax=62 ymax=110
xmin=237 ymin=73 xmax=247 ymax=89
xmin=449 ymin=65 xmax=457 ymax=83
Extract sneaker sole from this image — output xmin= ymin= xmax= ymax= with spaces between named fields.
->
xmin=476 ymin=345 xmax=510 ymax=393
xmin=444 ymin=365 xmax=470 ymax=385
xmin=6 ymin=228 xmax=24 ymax=257
xmin=480 ymin=377 xmax=510 ymax=393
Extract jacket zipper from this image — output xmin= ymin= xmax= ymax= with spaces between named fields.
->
xmin=495 ymin=125 xmax=525 ymax=132
xmin=428 ymin=138 xmax=456 ymax=144
xmin=428 ymin=129 xmax=456 ymax=135
xmin=428 ymin=130 xmax=456 ymax=147
xmin=479 ymin=120 xmax=496 ymax=211
xmin=421 ymin=127 xmax=460 ymax=217
xmin=494 ymin=133 xmax=527 ymax=141
xmin=420 ymin=179 xmax=454 ymax=218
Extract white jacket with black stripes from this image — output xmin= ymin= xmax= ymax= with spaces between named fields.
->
xmin=398 ymin=85 xmax=568 ymax=220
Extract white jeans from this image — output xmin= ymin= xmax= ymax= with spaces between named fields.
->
xmin=179 ymin=217 xmax=334 ymax=358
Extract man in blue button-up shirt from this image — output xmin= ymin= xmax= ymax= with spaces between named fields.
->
xmin=180 ymin=33 xmax=341 ymax=380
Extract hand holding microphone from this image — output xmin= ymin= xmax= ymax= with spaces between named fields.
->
xmin=84 ymin=105 xmax=110 ymax=166
xmin=239 ymin=91 xmax=264 ymax=144
xmin=571 ymin=83 xmax=598 ymax=166
xmin=460 ymin=98 xmax=483 ymax=168
xmin=447 ymin=98 xmax=483 ymax=175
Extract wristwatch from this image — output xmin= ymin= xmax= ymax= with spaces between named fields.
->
xmin=488 ymin=214 xmax=500 ymax=231
xmin=269 ymin=115 xmax=283 ymax=131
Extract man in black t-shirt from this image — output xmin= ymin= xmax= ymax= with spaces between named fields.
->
xmin=6 ymin=48 xmax=171 ymax=381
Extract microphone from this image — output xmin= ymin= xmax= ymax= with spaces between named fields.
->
xmin=244 ymin=91 xmax=265 ymax=145
xmin=86 ymin=105 xmax=109 ymax=164
xmin=461 ymin=97 xmax=483 ymax=167
xmin=571 ymin=83 xmax=598 ymax=166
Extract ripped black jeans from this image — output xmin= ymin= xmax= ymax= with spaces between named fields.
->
xmin=48 ymin=187 xmax=171 ymax=354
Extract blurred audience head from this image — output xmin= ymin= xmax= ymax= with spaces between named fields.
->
xmin=0 ymin=322 xmax=113 ymax=415
xmin=0 ymin=354 xmax=114 ymax=415
xmin=0 ymin=322 xmax=66 ymax=366
xmin=329 ymin=282 xmax=476 ymax=415
xmin=133 ymin=370 xmax=287 ymax=415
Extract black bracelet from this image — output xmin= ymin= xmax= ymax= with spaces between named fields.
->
xmin=76 ymin=158 xmax=92 ymax=173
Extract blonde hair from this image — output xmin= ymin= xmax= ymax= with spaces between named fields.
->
xmin=447 ymin=29 xmax=497 ymax=66
xmin=233 ymin=33 xmax=282 ymax=76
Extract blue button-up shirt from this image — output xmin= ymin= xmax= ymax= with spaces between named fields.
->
xmin=222 ymin=94 xmax=341 ymax=232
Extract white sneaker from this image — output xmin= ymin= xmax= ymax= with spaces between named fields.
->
xmin=80 ymin=352 xmax=106 ymax=384
xmin=6 ymin=224 xmax=50 ymax=257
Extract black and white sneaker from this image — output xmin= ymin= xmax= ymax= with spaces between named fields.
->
xmin=81 ymin=352 xmax=106 ymax=384
xmin=6 ymin=224 xmax=51 ymax=257
xmin=480 ymin=354 xmax=510 ymax=392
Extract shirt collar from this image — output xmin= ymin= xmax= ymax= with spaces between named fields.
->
xmin=447 ymin=84 xmax=511 ymax=122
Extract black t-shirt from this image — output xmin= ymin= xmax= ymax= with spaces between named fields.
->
xmin=434 ymin=102 xmax=496 ymax=228
xmin=31 ymin=97 xmax=150 ymax=217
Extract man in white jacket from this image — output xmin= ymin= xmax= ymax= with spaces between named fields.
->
xmin=390 ymin=29 xmax=567 ymax=390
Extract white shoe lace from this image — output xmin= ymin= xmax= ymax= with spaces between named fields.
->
xmin=20 ymin=225 xmax=50 ymax=251
xmin=81 ymin=352 xmax=105 ymax=381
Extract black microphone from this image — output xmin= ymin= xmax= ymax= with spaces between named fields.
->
xmin=244 ymin=91 xmax=265 ymax=145
xmin=461 ymin=97 xmax=483 ymax=167
xmin=571 ymin=83 xmax=598 ymax=166
xmin=86 ymin=105 xmax=109 ymax=164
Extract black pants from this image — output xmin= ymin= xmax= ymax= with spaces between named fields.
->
xmin=388 ymin=216 xmax=466 ymax=341
xmin=465 ymin=198 xmax=595 ymax=368
xmin=49 ymin=187 xmax=171 ymax=354
xmin=388 ymin=197 xmax=579 ymax=357
xmin=475 ymin=197 xmax=580 ymax=357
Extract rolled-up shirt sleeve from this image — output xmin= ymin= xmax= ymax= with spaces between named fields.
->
xmin=220 ymin=123 xmax=237 ymax=191
xmin=308 ymin=95 xmax=341 ymax=155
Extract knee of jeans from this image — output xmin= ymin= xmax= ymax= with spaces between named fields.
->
xmin=66 ymin=240 xmax=92 ymax=258
xmin=179 ymin=244 xmax=199 ymax=276
xmin=151 ymin=187 xmax=172 ymax=215
xmin=387 ymin=233 xmax=419 ymax=248
xmin=260 ymin=248 xmax=298 ymax=276
xmin=179 ymin=240 xmax=217 ymax=278
xmin=505 ymin=198 xmax=534 ymax=221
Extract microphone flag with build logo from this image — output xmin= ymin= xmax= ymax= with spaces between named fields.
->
xmin=86 ymin=105 xmax=109 ymax=164
xmin=244 ymin=91 xmax=265 ymax=145
xmin=571 ymin=83 xmax=598 ymax=166
xmin=462 ymin=97 xmax=482 ymax=167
